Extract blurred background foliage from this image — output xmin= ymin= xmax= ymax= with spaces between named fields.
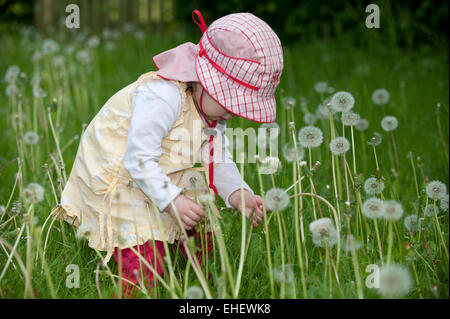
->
xmin=0 ymin=0 xmax=448 ymax=50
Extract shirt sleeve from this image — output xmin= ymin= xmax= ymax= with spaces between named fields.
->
xmin=209 ymin=121 xmax=254 ymax=208
xmin=123 ymin=79 xmax=183 ymax=212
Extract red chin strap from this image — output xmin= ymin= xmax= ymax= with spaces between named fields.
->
xmin=198 ymin=88 xmax=219 ymax=197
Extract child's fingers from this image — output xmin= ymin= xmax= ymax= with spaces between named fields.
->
xmin=186 ymin=210 xmax=201 ymax=222
xmin=191 ymin=203 xmax=206 ymax=218
xmin=182 ymin=215 xmax=198 ymax=228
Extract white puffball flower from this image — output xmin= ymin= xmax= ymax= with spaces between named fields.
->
xmin=298 ymin=126 xmax=323 ymax=148
xmin=53 ymin=55 xmax=66 ymax=67
xmin=372 ymin=88 xmax=390 ymax=105
xmin=440 ymin=194 xmax=449 ymax=212
xmin=265 ymin=188 xmax=290 ymax=211
xmin=182 ymin=170 xmax=205 ymax=191
xmin=282 ymin=96 xmax=296 ymax=110
xmin=309 ymin=217 xmax=338 ymax=248
xmin=273 ymin=264 xmax=294 ymax=283
xmin=33 ymin=85 xmax=47 ymax=98
xmin=329 ymin=137 xmax=350 ymax=155
xmin=355 ymin=118 xmax=369 ymax=131
xmin=303 ymin=112 xmax=317 ymax=125
xmin=364 ymin=177 xmax=384 ymax=195
xmin=24 ymin=183 xmax=45 ymax=204
xmin=24 ymin=131 xmax=40 ymax=145
xmin=32 ymin=50 xmax=42 ymax=62
xmin=342 ymin=111 xmax=360 ymax=126
xmin=424 ymin=204 xmax=439 ymax=217
xmin=362 ymin=197 xmax=384 ymax=219
xmin=343 ymin=234 xmax=362 ymax=251
xmin=6 ymin=83 xmax=19 ymax=97
xmin=76 ymin=222 xmax=96 ymax=240
xmin=198 ymin=193 xmax=215 ymax=206
xmin=314 ymin=81 xmax=328 ymax=94
xmin=382 ymin=200 xmax=404 ymax=221
xmin=76 ymin=50 xmax=91 ymax=64
xmin=42 ymin=38 xmax=59 ymax=55
xmin=367 ymin=132 xmax=383 ymax=146
xmin=4 ymin=65 xmax=20 ymax=83
xmin=404 ymin=215 xmax=421 ymax=232
xmin=381 ymin=116 xmax=398 ymax=132
xmin=331 ymin=91 xmax=355 ymax=113
xmin=87 ymin=36 xmax=101 ymax=48
xmin=426 ymin=181 xmax=447 ymax=200
xmin=186 ymin=286 xmax=204 ymax=299
xmin=377 ymin=263 xmax=412 ymax=298
xmin=260 ymin=122 xmax=280 ymax=140
xmin=282 ymin=142 xmax=305 ymax=163
xmin=259 ymin=156 xmax=282 ymax=175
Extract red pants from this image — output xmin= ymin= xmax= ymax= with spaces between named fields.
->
xmin=113 ymin=229 xmax=212 ymax=299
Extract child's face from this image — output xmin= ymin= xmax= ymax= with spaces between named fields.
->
xmin=192 ymin=83 xmax=234 ymax=121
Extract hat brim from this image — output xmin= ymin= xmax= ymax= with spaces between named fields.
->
xmin=195 ymin=54 xmax=276 ymax=123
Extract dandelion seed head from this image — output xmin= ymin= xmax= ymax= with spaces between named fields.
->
xmin=76 ymin=223 xmax=95 ymax=240
xmin=329 ymin=137 xmax=350 ymax=155
xmin=298 ymin=126 xmax=323 ymax=148
xmin=23 ymin=131 xmax=39 ymax=145
xmin=355 ymin=118 xmax=369 ymax=131
xmin=314 ymin=81 xmax=328 ymax=94
xmin=424 ymin=204 xmax=439 ymax=217
xmin=33 ymin=85 xmax=47 ymax=98
xmin=260 ymin=122 xmax=280 ymax=140
xmin=24 ymin=183 xmax=45 ymax=204
xmin=186 ymin=286 xmax=204 ymax=299
xmin=367 ymin=132 xmax=383 ymax=146
xmin=309 ymin=218 xmax=338 ymax=248
xmin=342 ymin=111 xmax=361 ymax=126
xmin=4 ymin=65 xmax=20 ymax=83
xmin=372 ymin=88 xmax=390 ymax=105
xmin=182 ymin=170 xmax=205 ymax=191
xmin=259 ymin=156 xmax=282 ymax=175
xmin=265 ymin=188 xmax=290 ymax=211
xmin=53 ymin=55 xmax=66 ymax=67
xmin=426 ymin=181 xmax=447 ymax=200
xmin=282 ymin=142 xmax=305 ymax=163
xmin=198 ymin=193 xmax=215 ymax=206
xmin=87 ymin=36 xmax=100 ymax=48
xmin=273 ymin=264 xmax=294 ymax=283
xmin=6 ymin=84 xmax=19 ymax=97
xmin=42 ymin=39 xmax=59 ymax=55
xmin=303 ymin=112 xmax=317 ymax=125
xmin=377 ymin=264 xmax=412 ymax=298
xmin=343 ymin=234 xmax=362 ymax=251
xmin=362 ymin=197 xmax=383 ymax=219
xmin=364 ymin=177 xmax=384 ymax=195
xmin=381 ymin=116 xmax=398 ymax=132
xmin=382 ymin=200 xmax=404 ymax=221
xmin=282 ymin=96 xmax=296 ymax=110
xmin=331 ymin=91 xmax=355 ymax=113
xmin=76 ymin=50 xmax=91 ymax=64
xmin=404 ymin=215 xmax=421 ymax=232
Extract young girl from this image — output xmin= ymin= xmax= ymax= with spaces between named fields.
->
xmin=50 ymin=10 xmax=283 ymax=298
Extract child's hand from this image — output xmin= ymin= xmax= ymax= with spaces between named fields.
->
xmin=228 ymin=189 xmax=269 ymax=227
xmin=165 ymin=194 xmax=206 ymax=230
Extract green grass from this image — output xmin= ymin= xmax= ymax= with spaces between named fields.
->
xmin=0 ymin=22 xmax=448 ymax=299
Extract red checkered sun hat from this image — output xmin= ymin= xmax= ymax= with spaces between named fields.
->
xmin=152 ymin=10 xmax=284 ymax=123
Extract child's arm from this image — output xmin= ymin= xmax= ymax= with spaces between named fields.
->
xmin=124 ymin=80 xmax=205 ymax=229
xmin=207 ymin=121 xmax=267 ymax=226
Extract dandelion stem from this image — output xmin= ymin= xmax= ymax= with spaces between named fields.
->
xmin=256 ymin=162 xmax=275 ymax=297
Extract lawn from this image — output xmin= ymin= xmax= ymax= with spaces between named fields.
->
xmin=0 ymin=20 xmax=448 ymax=299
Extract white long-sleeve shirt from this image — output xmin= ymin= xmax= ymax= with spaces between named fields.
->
xmin=123 ymin=78 xmax=254 ymax=212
